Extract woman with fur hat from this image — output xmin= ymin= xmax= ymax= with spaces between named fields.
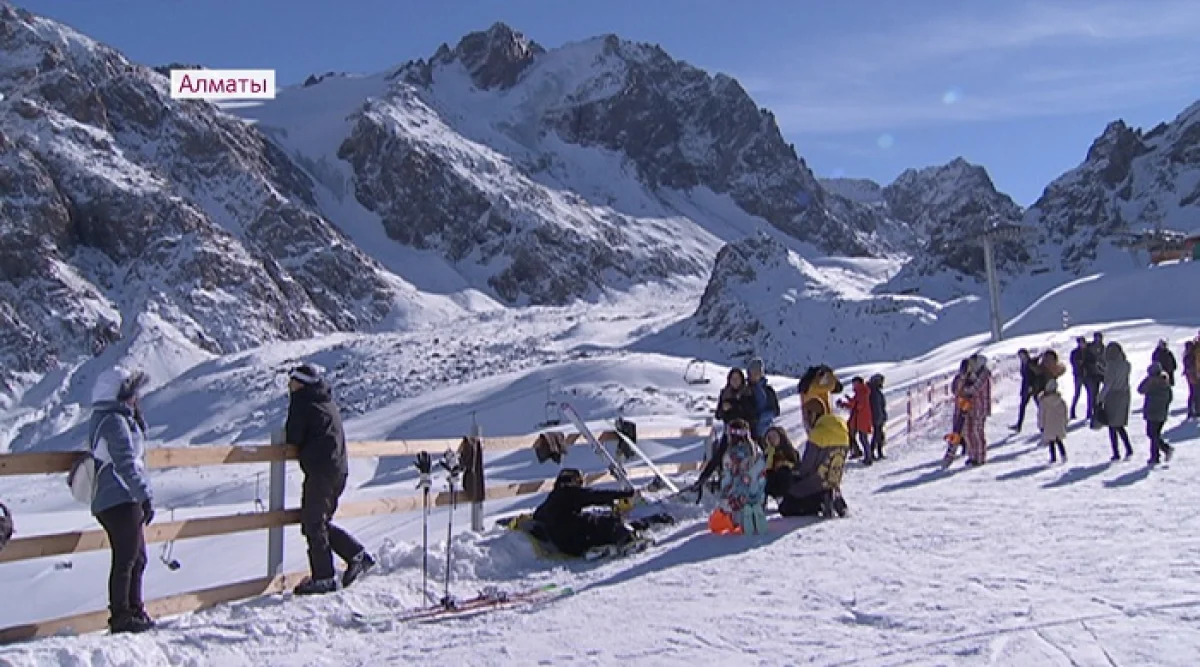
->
xmin=1037 ymin=378 xmax=1069 ymax=464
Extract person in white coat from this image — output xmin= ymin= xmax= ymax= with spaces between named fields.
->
xmin=1038 ymin=378 xmax=1069 ymax=463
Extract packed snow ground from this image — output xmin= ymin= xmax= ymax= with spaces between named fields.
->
xmin=2 ymin=267 xmax=1199 ymax=665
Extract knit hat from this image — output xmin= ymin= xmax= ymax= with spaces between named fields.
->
xmin=1149 ymin=361 xmax=1163 ymax=375
xmin=747 ymin=357 xmax=764 ymax=375
xmin=288 ymin=363 xmax=322 ymax=385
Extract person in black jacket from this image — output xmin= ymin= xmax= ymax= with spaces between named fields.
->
xmin=1082 ymin=332 xmax=1106 ymax=419
xmin=530 ymin=469 xmax=643 ymax=556
xmin=1069 ymin=337 xmax=1087 ymax=419
xmin=867 ymin=374 xmax=888 ymax=461
xmin=715 ymin=368 xmax=756 ymax=426
xmin=1152 ymin=339 xmax=1177 ymax=386
xmin=1012 ymin=349 xmax=1040 ymax=432
xmin=285 ymin=364 xmax=375 ymax=595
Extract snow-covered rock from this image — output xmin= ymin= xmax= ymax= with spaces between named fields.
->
xmin=680 ymin=234 xmax=981 ymax=374
xmin=878 ymin=158 xmax=1027 ymax=299
xmin=0 ymin=5 xmax=454 ymax=401
xmin=1025 ymin=101 xmax=1200 ymax=272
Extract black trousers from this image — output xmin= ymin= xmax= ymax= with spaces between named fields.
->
xmin=778 ymin=492 xmax=825 ymax=517
xmin=549 ymin=514 xmax=632 ymax=557
xmin=301 ymin=473 xmax=365 ymax=580
xmin=1189 ymin=381 xmax=1199 ymax=417
xmin=1084 ymin=378 xmax=1101 ymax=419
xmin=1108 ymin=426 xmax=1132 ymax=458
xmin=95 ymin=502 xmax=147 ymax=617
xmin=1047 ymin=439 xmax=1066 ymax=461
xmin=1147 ymin=421 xmax=1169 ymax=460
xmin=1015 ymin=389 xmax=1033 ymax=429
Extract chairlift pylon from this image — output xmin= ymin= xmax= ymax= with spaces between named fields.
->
xmin=684 ymin=359 xmax=711 ymax=385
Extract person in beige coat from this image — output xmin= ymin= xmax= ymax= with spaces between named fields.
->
xmin=1038 ymin=378 xmax=1069 ymax=463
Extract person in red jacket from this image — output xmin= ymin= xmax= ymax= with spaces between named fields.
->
xmin=836 ymin=377 xmax=874 ymax=461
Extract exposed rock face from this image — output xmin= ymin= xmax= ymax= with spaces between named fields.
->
xmin=1025 ymin=103 xmax=1200 ymax=272
xmin=880 ymin=158 xmax=1027 ymax=297
xmin=0 ymin=5 xmax=404 ymax=394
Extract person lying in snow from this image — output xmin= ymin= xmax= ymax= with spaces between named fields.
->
xmin=530 ymin=469 xmax=670 ymax=557
xmin=775 ymin=399 xmax=849 ymax=518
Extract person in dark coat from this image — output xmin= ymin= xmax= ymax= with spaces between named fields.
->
xmin=0 ymin=502 xmax=11 ymax=553
xmin=1069 ymin=337 xmax=1087 ymax=419
xmin=1138 ymin=362 xmax=1174 ymax=464
xmin=1152 ymin=340 xmax=1178 ymax=386
xmin=1012 ymin=349 xmax=1040 ymax=432
xmin=1083 ymin=332 xmax=1106 ymax=419
xmin=531 ymin=469 xmax=639 ymax=556
xmin=867 ymin=374 xmax=888 ymax=461
xmin=715 ymin=368 xmax=756 ymax=426
xmin=285 ymin=364 xmax=375 ymax=595
xmin=746 ymin=358 xmax=780 ymax=442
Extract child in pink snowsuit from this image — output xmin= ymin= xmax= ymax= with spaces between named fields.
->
xmin=963 ymin=354 xmax=993 ymax=465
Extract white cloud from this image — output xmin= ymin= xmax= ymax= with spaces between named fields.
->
xmin=739 ymin=1 xmax=1200 ymax=133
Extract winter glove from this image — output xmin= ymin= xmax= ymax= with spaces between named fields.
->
xmin=614 ymin=496 xmax=636 ymax=514
xmin=414 ymin=451 xmax=433 ymax=475
xmin=141 ymin=500 xmax=155 ymax=526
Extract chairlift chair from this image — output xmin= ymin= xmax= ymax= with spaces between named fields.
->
xmin=684 ymin=359 xmax=711 ymax=385
xmin=537 ymin=381 xmax=562 ymax=427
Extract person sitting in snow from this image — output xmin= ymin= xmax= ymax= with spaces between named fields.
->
xmin=837 ymin=377 xmax=874 ymax=462
xmin=798 ymin=364 xmax=843 ymax=428
xmin=762 ymin=426 xmax=800 ymax=499
xmin=709 ymin=419 xmax=767 ymax=535
xmin=746 ymin=358 xmax=780 ymax=442
xmin=1137 ymin=361 xmax=1174 ymax=465
xmin=867 ymin=374 xmax=888 ymax=461
xmin=776 ymin=399 xmax=849 ymax=518
xmin=1037 ymin=378 xmax=1069 ymax=464
xmin=531 ymin=469 xmax=644 ymax=557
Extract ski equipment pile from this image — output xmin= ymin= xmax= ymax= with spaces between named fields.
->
xmin=611 ymin=425 xmax=681 ymax=494
xmin=560 ymin=403 xmax=635 ymax=490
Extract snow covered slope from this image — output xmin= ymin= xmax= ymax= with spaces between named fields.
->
xmin=2 ymin=313 xmax=1198 ymax=665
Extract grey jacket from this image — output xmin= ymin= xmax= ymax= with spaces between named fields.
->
xmin=1098 ymin=353 xmax=1132 ymax=428
xmin=88 ymin=402 xmax=152 ymax=514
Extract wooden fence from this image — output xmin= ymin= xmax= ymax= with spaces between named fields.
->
xmin=0 ymin=422 xmax=711 ymax=644
xmin=0 ymin=369 xmax=968 ymax=645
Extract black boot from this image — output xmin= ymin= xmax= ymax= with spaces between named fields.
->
xmin=342 ymin=551 xmax=377 ymax=588
xmin=294 ymin=576 xmax=340 ymax=596
xmin=109 ymin=608 xmax=153 ymax=634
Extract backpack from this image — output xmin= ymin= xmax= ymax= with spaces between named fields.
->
xmin=67 ymin=415 xmax=114 ymax=505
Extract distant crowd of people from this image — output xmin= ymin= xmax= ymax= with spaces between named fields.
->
xmin=1004 ymin=331 xmax=1200 ymax=466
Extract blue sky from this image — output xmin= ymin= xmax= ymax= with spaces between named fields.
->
xmin=17 ymin=0 xmax=1200 ymax=205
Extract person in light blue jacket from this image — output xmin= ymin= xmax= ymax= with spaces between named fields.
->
xmin=88 ymin=365 xmax=155 ymax=634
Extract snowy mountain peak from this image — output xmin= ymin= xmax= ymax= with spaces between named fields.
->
xmin=437 ymin=22 xmax=546 ymax=90
xmin=1083 ymin=120 xmax=1150 ymax=187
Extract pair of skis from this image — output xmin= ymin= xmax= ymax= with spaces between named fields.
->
xmin=352 ymin=583 xmax=574 ymax=626
xmin=558 ymin=402 xmax=680 ymax=495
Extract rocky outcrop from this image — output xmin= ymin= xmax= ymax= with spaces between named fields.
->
xmin=0 ymin=5 xmax=407 ymax=394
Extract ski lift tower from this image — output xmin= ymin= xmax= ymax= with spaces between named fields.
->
xmin=965 ymin=218 xmax=1032 ymax=344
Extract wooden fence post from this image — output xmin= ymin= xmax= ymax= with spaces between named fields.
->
xmin=470 ymin=419 xmax=484 ymax=532
xmin=266 ymin=432 xmax=287 ymax=578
